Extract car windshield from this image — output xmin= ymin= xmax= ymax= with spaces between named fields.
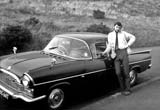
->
xmin=43 ymin=36 xmax=91 ymax=59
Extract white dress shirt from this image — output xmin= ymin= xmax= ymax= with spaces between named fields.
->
xmin=104 ymin=31 xmax=136 ymax=55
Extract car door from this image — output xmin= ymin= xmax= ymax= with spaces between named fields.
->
xmin=83 ymin=42 xmax=115 ymax=86
xmin=84 ymin=57 xmax=114 ymax=81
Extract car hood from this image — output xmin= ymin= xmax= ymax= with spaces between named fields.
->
xmin=0 ymin=51 xmax=73 ymax=77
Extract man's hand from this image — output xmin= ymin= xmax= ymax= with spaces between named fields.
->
xmin=101 ymin=52 xmax=106 ymax=56
xmin=127 ymin=47 xmax=132 ymax=55
xmin=100 ymin=52 xmax=111 ymax=60
xmin=101 ymin=52 xmax=110 ymax=57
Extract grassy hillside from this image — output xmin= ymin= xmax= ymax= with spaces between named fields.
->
xmin=1 ymin=0 xmax=160 ymax=54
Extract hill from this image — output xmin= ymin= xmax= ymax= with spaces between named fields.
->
xmin=1 ymin=0 xmax=160 ymax=51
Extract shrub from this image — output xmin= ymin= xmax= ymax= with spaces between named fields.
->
xmin=9 ymin=0 xmax=13 ymax=3
xmin=93 ymin=9 xmax=105 ymax=19
xmin=18 ymin=6 xmax=37 ymax=15
xmin=0 ymin=34 xmax=7 ymax=51
xmin=44 ymin=22 xmax=61 ymax=32
xmin=86 ymin=22 xmax=111 ymax=34
xmin=24 ymin=17 xmax=40 ymax=27
xmin=0 ymin=25 xmax=32 ymax=54
xmin=30 ymin=32 xmax=51 ymax=50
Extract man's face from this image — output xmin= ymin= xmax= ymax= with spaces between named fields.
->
xmin=114 ymin=25 xmax=122 ymax=32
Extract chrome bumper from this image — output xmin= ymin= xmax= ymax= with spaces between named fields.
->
xmin=0 ymin=81 xmax=46 ymax=102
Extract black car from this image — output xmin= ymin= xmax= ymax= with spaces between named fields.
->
xmin=0 ymin=32 xmax=152 ymax=110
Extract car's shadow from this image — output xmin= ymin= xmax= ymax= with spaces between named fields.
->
xmin=0 ymin=73 xmax=152 ymax=110
xmin=64 ymin=77 xmax=146 ymax=110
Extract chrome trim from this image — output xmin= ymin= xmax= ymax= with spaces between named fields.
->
xmin=130 ymin=49 xmax=152 ymax=55
xmin=7 ymin=66 xmax=11 ymax=70
xmin=24 ymin=72 xmax=35 ymax=85
xmin=35 ymin=58 xmax=152 ymax=86
xmin=129 ymin=59 xmax=151 ymax=65
xmin=0 ymin=84 xmax=46 ymax=102
xmin=0 ymin=68 xmax=21 ymax=83
xmin=35 ymin=69 xmax=106 ymax=86
xmin=148 ymin=64 xmax=152 ymax=68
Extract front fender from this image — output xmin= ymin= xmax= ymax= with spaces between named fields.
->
xmin=48 ymin=82 xmax=71 ymax=93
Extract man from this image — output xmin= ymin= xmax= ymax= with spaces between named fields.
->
xmin=102 ymin=22 xmax=136 ymax=95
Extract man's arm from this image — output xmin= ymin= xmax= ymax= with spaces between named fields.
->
xmin=102 ymin=42 xmax=111 ymax=55
xmin=125 ymin=32 xmax=136 ymax=47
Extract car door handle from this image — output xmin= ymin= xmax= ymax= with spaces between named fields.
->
xmin=81 ymin=75 xmax=85 ymax=78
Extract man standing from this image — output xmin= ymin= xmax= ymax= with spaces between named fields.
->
xmin=102 ymin=22 xmax=136 ymax=95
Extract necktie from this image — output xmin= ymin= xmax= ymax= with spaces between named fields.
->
xmin=115 ymin=32 xmax=119 ymax=50
xmin=110 ymin=32 xmax=118 ymax=59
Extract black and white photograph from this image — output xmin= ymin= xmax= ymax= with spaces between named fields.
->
xmin=0 ymin=0 xmax=160 ymax=110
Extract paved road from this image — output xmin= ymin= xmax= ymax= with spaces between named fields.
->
xmin=73 ymin=79 xmax=160 ymax=110
xmin=0 ymin=46 xmax=160 ymax=110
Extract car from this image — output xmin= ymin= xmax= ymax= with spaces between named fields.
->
xmin=0 ymin=32 xmax=152 ymax=110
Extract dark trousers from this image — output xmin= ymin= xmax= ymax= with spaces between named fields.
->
xmin=114 ymin=49 xmax=130 ymax=91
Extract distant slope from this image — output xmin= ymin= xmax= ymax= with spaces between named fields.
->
xmin=0 ymin=0 xmax=160 ymax=48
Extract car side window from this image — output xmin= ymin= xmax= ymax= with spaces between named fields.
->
xmin=95 ymin=42 xmax=106 ymax=52
xmin=95 ymin=42 xmax=106 ymax=57
xmin=69 ymin=40 xmax=91 ymax=58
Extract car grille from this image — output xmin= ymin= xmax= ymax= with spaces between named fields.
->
xmin=0 ymin=70 xmax=23 ymax=92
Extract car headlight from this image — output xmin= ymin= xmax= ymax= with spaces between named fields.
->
xmin=21 ymin=74 xmax=34 ymax=97
xmin=21 ymin=75 xmax=31 ymax=88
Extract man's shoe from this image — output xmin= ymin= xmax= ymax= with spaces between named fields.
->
xmin=121 ymin=91 xmax=132 ymax=96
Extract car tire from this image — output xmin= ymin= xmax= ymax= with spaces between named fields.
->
xmin=47 ymin=88 xmax=65 ymax=110
xmin=129 ymin=70 xmax=138 ymax=86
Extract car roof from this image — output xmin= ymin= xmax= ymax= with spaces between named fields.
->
xmin=56 ymin=32 xmax=108 ymax=44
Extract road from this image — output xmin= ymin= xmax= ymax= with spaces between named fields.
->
xmin=0 ymin=46 xmax=160 ymax=110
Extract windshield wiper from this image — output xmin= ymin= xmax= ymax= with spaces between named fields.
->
xmin=49 ymin=46 xmax=58 ymax=50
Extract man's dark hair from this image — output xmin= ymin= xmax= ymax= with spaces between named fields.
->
xmin=114 ymin=22 xmax=122 ymax=27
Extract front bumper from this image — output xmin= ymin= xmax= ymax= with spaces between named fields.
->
xmin=0 ymin=80 xmax=46 ymax=102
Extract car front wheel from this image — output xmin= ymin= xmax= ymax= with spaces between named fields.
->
xmin=48 ymin=88 xmax=65 ymax=110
